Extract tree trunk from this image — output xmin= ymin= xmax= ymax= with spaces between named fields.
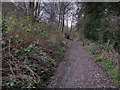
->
xmin=29 ymin=2 xmax=35 ymax=22
xmin=58 ymin=14 xmax=61 ymax=28
xmin=61 ymin=15 xmax=64 ymax=33
xmin=34 ymin=2 xmax=38 ymax=21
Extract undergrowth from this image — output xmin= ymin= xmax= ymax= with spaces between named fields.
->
xmin=2 ymin=14 xmax=66 ymax=88
xmin=84 ymin=43 xmax=120 ymax=88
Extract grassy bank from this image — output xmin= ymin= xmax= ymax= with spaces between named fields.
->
xmin=84 ymin=44 xmax=119 ymax=87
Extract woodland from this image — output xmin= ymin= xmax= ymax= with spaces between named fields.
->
xmin=1 ymin=1 xmax=120 ymax=88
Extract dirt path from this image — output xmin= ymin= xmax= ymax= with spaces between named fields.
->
xmin=48 ymin=40 xmax=116 ymax=88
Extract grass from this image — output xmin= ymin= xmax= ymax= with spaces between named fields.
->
xmin=84 ymin=45 xmax=120 ymax=87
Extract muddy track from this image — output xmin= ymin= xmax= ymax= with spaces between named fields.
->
xmin=48 ymin=40 xmax=116 ymax=88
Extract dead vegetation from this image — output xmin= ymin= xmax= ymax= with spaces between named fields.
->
xmin=2 ymin=12 xmax=66 ymax=88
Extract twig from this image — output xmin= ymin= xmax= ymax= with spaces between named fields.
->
xmin=8 ymin=60 xmax=16 ymax=80
xmin=8 ymin=39 xmax=11 ymax=53
xmin=8 ymin=39 xmax=20 ymax=75
xmin=23 ymin=63 xmax=40 ymax=81
xmin=105 ymin=39 xmax=110 ymax=51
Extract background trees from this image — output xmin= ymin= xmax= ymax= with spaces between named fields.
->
xmin=3 ymin=1 xmax=119 ymax=55
xmin=76 ymin=2 xmax=119 ymax=50
xmin=2 ymin=1 xmax=120 ymax=88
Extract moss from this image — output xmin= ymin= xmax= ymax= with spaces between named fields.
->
xmin=83 ymin=45 xmax=91 ymax=53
